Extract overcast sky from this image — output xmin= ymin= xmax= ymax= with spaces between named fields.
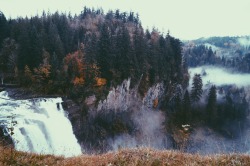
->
xmin=0 ymin=0 xmax=249 ymax=40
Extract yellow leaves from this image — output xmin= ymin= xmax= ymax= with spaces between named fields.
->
xmin=95 ymin=77 xmax=107 ymax=86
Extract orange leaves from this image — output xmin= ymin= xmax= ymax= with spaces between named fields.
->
xmin=153 ymin=98 xmax=158 ymax=108
xmin=64 ymin=51 xmax=85 ymax=77
xmin=73 ymin=77 xmax=84 ymax=86
xmin=33 ymin=50 xmax=51 ymax=82
xmin=63 ymin=50 xmax=85 ymax=86
xmin=95 ymin=77 xmax=107 ymax=86
xmin=34 ymin=64 xmax=51 ymax=80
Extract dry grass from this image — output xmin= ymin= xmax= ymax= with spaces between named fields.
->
xmin=1 ymin=146 xmax=250 ymax=166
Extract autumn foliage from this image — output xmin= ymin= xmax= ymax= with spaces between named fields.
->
xmin=95 ymin=77 xmax=107 ymax=86
xmin=63 ymin=50 xmax=85 ymax=86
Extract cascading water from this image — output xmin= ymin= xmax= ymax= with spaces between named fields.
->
xmin=0 ymin=91 xmax=82 ymax=157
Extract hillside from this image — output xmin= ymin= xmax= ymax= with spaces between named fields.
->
xmin=1 ymin=6 xmax=250 ymax=161
xmin=183 ymin=36 xmax=250 ymax=72
xmin=1 ymin=146 xmax=250 ymax=166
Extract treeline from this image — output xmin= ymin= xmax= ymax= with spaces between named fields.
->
xmin=168 ymin=73 xmax=249 ymax=138
xmin=193 ymin=36 xmax=250 ymax=50
xmin=183 ymin=44 xmax=250 ymax=73
xmin=0 ymin=8 xmax=187 ymax=100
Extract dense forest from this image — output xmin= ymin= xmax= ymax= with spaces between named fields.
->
xmin=181 ymin=37 xmax=250 ymax=138
xmin=0 ymin=8 xmax=187 ymax=99
xmin=183 ymin=37 xmax=250 ymax=72
xmin=0 ymin=8 xmax=249 ymax=152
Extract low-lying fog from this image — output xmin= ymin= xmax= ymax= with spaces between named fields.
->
xmin=189 ymin=66 xmax=250 ymax=87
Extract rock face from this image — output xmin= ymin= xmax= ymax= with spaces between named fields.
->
xmin=63 ymin=79 xmax=171 ymax=153
xmin=97 ymin=78 xmax=165 ymax=112
xmin=143 ymin=82 xmax=165 ymax=109
xmin=97 ymin=78 xmax=137 ymax=112
xmin=0 ymin=126 xmax=13 ymax=147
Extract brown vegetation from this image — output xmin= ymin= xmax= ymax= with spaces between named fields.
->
xmin=1 ymin=146 xmax=250 ymax=166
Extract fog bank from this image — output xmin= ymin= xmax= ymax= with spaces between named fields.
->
xmin=189 ymin=66 xmax=250 ymax=87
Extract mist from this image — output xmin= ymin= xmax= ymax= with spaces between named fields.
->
xmin=189 ymin=66 xmax=250 ymax=87
xmin=108 ymin=110 xmax=170 ymax=151
xmin=95 ymin=79 xmax=170 ymax=151
xmin=238 ymin=37 xmax=250 ymax=48
xmin=187 ymin=66 xmax=250 ymax=154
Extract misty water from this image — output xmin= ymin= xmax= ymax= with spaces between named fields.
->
xmin=0 ymin=91 xmax=82 ymax=157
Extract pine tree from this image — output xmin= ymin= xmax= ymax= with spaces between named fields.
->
xmin=190 ymin=74 xmax=203 ymax=103
xmin=97 ymin=23 xmax=112 ymax=82
xmin=0 ymin=11 xmax=7 ymax=44
xmin=182 ymin=90 xmax=191 ymax=122
xmin=206 ymin=85 xmax=217 ymax=125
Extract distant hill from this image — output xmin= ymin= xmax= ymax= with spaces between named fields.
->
xmin=183 ymin=36 xmax=250 ymax=72
xmin=191 ymin=36 xmax=250 ymax=49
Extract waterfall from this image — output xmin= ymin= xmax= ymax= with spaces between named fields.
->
xmin=0 ymin=91 xmax=82 ymax=157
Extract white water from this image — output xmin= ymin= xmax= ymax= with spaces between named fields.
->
xmin=0 ymin=91 xmax=82 ymax=157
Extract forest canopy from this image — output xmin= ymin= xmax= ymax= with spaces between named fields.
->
xmin=0 ymin=7 xmax=187 ymax=99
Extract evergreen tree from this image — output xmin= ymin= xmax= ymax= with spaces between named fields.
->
xmin=0 ymin=38 xmax=18 ymax=76
xmin=190 ymin=74 xmax=203 ymax=103
xmin=182 ymin=90 xmax=191 ymax=122
xmin=206 ymin=85 xmax=217 ymax=125
xmin=0 ymin=11 xmax=7 ymax=44
xmin=115 ymin=25 xmax=131 ymax=81
xmin=29 ymin=25 xmax=43 ymax=68
xmin=97 ymin=23 xmax=112 ymax=81
xmin=47 ymin=22 xmax=65 ymax=62
xmin=17 ymin=21 xmax=31 ymax=70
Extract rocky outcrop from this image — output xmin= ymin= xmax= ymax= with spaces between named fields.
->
xmin=97 ymin=78 xmax=137 ymax=112
xmin=143 ymin=83 xmax=165 ymax=109
xmin=0 ymin=127 xmax=13 ymax=147
xmin=75 ymin=79 xmax=170 ymax=152
xmin=97 ymin=79 xmax=165 ymax=113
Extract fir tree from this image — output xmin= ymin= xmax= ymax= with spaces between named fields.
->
xmin=190 ymin=74 xmax=203 ymax=103
xmin=206 ymin=85 xmax=217 ymax=125
xmin=182 ymin=90 xmax=191 ymax=122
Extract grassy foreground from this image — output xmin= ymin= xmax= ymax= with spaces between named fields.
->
xmin=1 ymin=146 xmax=250 ymax=166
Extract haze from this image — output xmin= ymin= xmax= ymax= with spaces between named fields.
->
xmin=0 ymin=0 xmax=250 ymax=40
xmin=189 ymin=66 xmax=250 ymax=87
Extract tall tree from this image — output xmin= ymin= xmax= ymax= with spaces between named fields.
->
xmin=97 ymin=23 xmax=112 ymax=81
xmin=182 ymin=90 xmax=191 ymax=122
xmin=0 ymin=11 xmax=8 ymax=44
xmin=0 ymin=38 xmax=18 ymax=76
xmin=190 ymin=74 xmax=203 ymax=103
xmin=206 ymin=85 xmax=217 ymax=125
